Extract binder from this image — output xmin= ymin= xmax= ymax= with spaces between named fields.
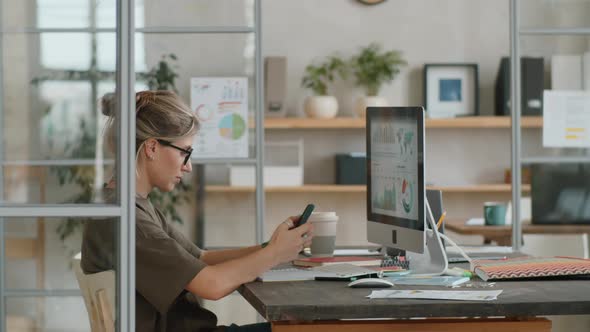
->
xmin=494 ymin=57 xmax=544 ymax=116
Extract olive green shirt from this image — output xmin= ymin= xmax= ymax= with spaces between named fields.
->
xmin=81 ymin=191 xmax=222 ymax=332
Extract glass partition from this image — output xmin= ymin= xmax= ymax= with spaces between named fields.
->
xmin=516 ymin=1 xmax=590 ymax=257
xmin=136 ymin=0 xmax=254 ymax=29
xmin=3 ymin=217 xmax=120 ymax=330
xmin=1 ymin=0 xmax=133 ymax=330
xmin=520 ymin=0 xmax=590 ymax=30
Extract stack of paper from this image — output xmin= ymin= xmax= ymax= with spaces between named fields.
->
xmin=386 ymin=276 xmax=469 ymax=287
xmin=367 ymin=289 xmax=503 ymax=301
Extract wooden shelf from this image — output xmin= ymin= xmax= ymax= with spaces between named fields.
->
xmin=445 ymin=219 xmax=590 ymax=237
xmin=263 ymin=116 xmax=542 ymax=129
xmin=205 ymin=184 xmax=530 ymax=193
xmin=428 ymin=184 xmax=530 ymax=193
xmin=206 ymin=185 xmax=365 ymax=193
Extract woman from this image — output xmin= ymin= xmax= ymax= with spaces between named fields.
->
xmin=81 ymin=90 xmax=313 ymax=332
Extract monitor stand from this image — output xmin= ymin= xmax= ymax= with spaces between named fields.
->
xmin=404 ymin=198 xmax=448 ymax=276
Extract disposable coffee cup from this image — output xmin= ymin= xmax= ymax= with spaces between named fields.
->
xmin=484 ymin=202 xmax=507 ymax=226
xmin=309 ymin=212 xmax=338 ymax=257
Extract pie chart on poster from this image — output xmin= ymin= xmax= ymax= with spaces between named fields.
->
xmin=195 ymin=104 xmax=214 ymax=122
xmin=218 ymin=113 xmax=246 ymax=140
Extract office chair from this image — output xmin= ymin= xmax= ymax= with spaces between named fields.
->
xmin=73 ymin=254 xmax=115 ymax=332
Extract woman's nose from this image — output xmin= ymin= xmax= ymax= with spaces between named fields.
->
xmin=183 ymin=161 xmax=192 ymax=173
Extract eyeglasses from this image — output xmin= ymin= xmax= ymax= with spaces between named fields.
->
xmin=157 ymin=139 xmax=193 ymax=166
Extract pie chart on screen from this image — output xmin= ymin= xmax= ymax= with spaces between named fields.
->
xmin=401 ymin=178 xmax=414 ymax=214
xmin=218 ymin=113 xmax=246 ymax=140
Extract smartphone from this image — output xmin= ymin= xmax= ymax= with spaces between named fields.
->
xmin=296 ymin=204 xmax=315 ymax=227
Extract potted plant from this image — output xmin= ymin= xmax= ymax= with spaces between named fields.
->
xmin=350 ymin=43 xmax=407 ymax=116
xmin=301 ymin=55 xmax=347 ymax=118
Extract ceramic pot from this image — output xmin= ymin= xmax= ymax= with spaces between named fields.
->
xmin=304 ymin=96 xmax=339 ymax=119
xmin=354 ymin=96 xmax=389 ymax=117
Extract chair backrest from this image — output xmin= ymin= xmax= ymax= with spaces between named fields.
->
xmin=73 ymin=257 xmax=115 ymax=332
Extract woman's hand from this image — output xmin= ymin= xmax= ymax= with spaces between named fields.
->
xmin=267 ymin=217 xmax=313 ymax=264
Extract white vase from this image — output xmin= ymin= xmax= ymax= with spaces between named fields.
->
xmin=354 ymin=96 xmax=389 ymax=117
xmin=304 ymin=96 xmax=339 ymax=119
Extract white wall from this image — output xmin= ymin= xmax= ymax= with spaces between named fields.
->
xmin=263 ymin=0 xmax=510 ymax=117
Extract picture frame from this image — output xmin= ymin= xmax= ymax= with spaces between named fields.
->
xmin=423 ymin=63 xmax=479 ymax=118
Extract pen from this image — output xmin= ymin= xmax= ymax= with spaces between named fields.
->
xmin=436 ymin=211 xmax=447 ymax=230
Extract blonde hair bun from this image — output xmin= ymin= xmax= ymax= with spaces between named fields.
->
xmin=100 ymin=92 xmax=116 ymax=117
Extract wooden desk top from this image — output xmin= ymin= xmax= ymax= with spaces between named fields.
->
xmin=445 ymin=219 xmax=590 ymax=236
xmin=239 ymin=277 xmax=590 ymax=321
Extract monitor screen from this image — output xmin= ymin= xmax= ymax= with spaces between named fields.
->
xmin=366 ymin=107 xmax=425 ymax=253
xmin=531 ymin=163 xmax=590 ymax=224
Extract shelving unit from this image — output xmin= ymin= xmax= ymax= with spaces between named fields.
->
xmin=206 ymin=184 xmax=530 ymax=193
xmin=262 ymin=116 xmax=543 ymax=129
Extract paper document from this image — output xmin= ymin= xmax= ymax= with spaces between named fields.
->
xmin=543 ymin=90 xmax=590 ymax=147
xmin=465 ymin=218 xmax=484 ymax=226
xmin=260 ymin=264 xmax=375 ymax=282
xmin=367 ymin=289 xmax=502 ymax=301
xmin=446 ymin=245 xmax=513 ymax=255
xmin=260 ymin=268 xmax=318 ymax=282
xmin=386 ymin=276 xmax=469 ymax=287
xmin=190 ymin=77 xmax=249 ymax=158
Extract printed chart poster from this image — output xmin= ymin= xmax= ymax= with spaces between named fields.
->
xmin=543 ymin=90 xmax=590 ymax=148
xmin=370 ymin=118 xmax=418 ymax=221
xmin=190 ymin=77 xmax=248 ymax=158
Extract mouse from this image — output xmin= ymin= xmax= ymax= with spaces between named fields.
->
xmin=347 ymin=278 xmax=394 ymax=288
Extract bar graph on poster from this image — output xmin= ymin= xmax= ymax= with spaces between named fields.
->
xmin=190 ymin=77 xmax=248 ymax=158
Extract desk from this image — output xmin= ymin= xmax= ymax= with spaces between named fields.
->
xmin=445 ymin=219 xmax=590 ymax=246
xmin=239 ymin=276 xmax=590 ymax=331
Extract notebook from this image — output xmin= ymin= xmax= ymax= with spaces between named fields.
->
xmin=292 ymin=256 xmax=382 ymax=267
xmin=472 ymin=256 xmax=590 ymax=281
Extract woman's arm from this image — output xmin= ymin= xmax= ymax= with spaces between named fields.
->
xmin=200 ymin=245 xmax=262 ymax=265
xmin=199 ymin=216 xmax=299 ymax=265
xmin=186 ymin=221 xmax=313 ymax=300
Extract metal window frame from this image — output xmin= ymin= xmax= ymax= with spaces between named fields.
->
xmin=510 ymin=0 xmax=523 ymax=251
xmin=510 ymin=0 xmax=590 ymax=251
xmin=0 ymin=0 xmax=137 ymax=331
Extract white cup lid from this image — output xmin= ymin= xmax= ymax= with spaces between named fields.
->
xmin=311 ymin=212 xmax=336 ymax=217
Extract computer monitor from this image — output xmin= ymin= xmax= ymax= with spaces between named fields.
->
xmin=366 ymin=107 xmax=447 ymax=275
xmin=531 ymin=163 xmax=590 ymax=225
xmin=366 ymin=106 xmax=425 ymax=252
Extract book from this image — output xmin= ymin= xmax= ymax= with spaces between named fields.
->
xmin=472 ymin=256 xmax=590 ymax=281
xmin=292 ymin=255 xmax=382 ymax=268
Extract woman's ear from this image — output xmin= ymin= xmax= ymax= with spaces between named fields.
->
xmin=143 ymin=138 xmax=158 ymax=160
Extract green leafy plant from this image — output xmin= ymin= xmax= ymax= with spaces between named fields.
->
xmin=301 ymin=56 xmax=348 ymax=96
xmin=350 ymin=43 xmax=407 ymax=96
xmin=138 ymin=53 xmax=179 ymax=93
